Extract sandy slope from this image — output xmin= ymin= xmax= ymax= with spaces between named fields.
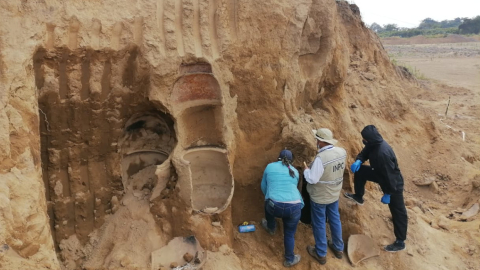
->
xmin=1 ymin=1 xmax=479 ymax=269
xmin=230 ymin=39 xmax=480 ymax=270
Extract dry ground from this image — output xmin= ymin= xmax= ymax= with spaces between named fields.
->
xmin=384 ymin=41 xmax=480 ymax=145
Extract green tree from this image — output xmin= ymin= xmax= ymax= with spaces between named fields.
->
xmin=458 ymin=16 xmax=480 ymax=34
xmin=419 ymin=18 xmax=440 ymax=29
xmin=383 ymin=23 xmax=399 ymax=32
xmin=439 ymin=17 xmax=463 ymax=28
xmin=370 ymin=22 xmax=384 ymax=32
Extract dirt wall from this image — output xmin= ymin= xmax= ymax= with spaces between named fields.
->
xmin=2 ymin=1 xmax=473 ymax=270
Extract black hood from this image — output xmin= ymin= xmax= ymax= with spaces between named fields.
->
xmin=361 ymin=125 xmax=383 ymax=144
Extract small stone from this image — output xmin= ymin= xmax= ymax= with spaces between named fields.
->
xmin=212 ymin=221 xmax=221 ymax=227
xmin=170 ymin=262 xmax=178 ymax=268
xmin=363 ymin=72 xmax=375 ymax=81
xmin=405 ymin=198 xmax=419 ymax=207
xmin=430 ymin=181 xmax=439 ymax=194
xmin=0 ymin=244 xmax=9 ymax=253
xmin=407 ymin=249 xmax=414 ymax=256
xmin=437 ymin=216 xmax=450 ymax=231
xmin=183 ymin=252 xmax=194 ymax=263
xmin=413 ymin=176 xmax=435 ymax=186
xmin=194 ymin=257 xmax=201 ymax=264
xmin=472 ymin=180 xmax=480 ymax=190
xmin=111 ymin=196 xmax=119 ymax=213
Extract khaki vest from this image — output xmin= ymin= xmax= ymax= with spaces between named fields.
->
xmin=307 ymin=147 xmax=347 ymax=204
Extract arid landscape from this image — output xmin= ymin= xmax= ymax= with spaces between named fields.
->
xmin=0 ymin=1 xmax=479 ymax=270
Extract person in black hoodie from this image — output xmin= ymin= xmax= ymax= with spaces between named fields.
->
xmin=344 ymin=125 xmax=408 ymax=252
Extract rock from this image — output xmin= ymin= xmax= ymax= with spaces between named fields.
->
xmin=413 ymin=176 xmax=435 ymax=186
xmin=111 ymin=196 xmax=119 ymax=214
xmin=0 ymin=244 xmax=9 ymax=252
xmin=170 ymin=262 xmax=178 ymax=268
xmin=472 ymin=179 xmax=480 ymax=190
xmin=183 ymin=252 xmax=194 ymax=263
xmin=219 ymin=244 xmax=232 ymax=255
xmin=437 ymin=216 xmax=450 ymax=231
xmin=412 ymin=206 xmax=423 ymax=215
xmin=407 ymin=249 xmax=414 ymax=256
xmin=211 ymin=221 xmax=221 ymax=227
xmin=405 ymin=198 xmax=419 ymax=207
xmin=202 ymin=207 xmax=218 ymax=214
xmin=362 ymin=72 xmax=376 ymax=81
xmin=459 ymin=203 xmax=479 ymax=221
xmin=430 ymin=181 xmax=439 ymax=194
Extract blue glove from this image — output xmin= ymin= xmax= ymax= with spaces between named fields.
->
xmin=350 ymin=160 xmax=362 ymax=173
xmin=381 ymin=194 xmax=391 ymax=204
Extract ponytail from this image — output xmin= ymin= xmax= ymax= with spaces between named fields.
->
xmin=281 ymin=156 xmax=296 ymax=178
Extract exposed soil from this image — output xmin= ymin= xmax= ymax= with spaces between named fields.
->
xmin=230 ymin=38 xmax=480 ymax=270
xmin=1 ymin=2 xmax=479 ymax=270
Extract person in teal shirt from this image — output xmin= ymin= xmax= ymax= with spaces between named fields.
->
xmin=261 ymin=149 xmax=304 ymax=268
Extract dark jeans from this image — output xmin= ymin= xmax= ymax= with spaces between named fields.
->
xmin=265 ymin=199 xmax=302 ymax=262
xmin=354 ymin=165 xmax=408 ymax=241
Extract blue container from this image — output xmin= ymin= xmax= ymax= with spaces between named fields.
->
xmin=238 ymin=224 xmax=256 ymax=233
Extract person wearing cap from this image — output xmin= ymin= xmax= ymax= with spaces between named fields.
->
xmin=344 ymin=125 xmax=408 ymax=252
xmin=304 ymin=128 xmax=346 ymax=265
xmin=260 ymin=149 xmax=304 ymax=267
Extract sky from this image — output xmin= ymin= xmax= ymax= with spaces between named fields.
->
xmin=352 ymin=0 xmax=480 ymax=28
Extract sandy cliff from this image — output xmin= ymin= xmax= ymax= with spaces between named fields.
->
xmin=1 ymin=0 xmax=478 ymax=270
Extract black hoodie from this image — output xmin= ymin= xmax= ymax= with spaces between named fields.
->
xmin=355 ymin=125 xmax=404 ymax=194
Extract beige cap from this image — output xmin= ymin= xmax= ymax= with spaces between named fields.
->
xmin=312 ymin=128 xmax=338 ymax=145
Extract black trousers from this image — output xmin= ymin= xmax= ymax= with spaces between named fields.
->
xmin=300 ymin=172 xmax=312 ymax=224
xmin=354 ymin=165 xmax=408 ymax=241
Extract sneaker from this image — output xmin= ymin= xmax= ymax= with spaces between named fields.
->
xmin=307 ymin=245 xmax=326 ymax=265
xmin=384 ymin=240 xmax=406 ymax=252
xmin=283 ymin=254 xmax=301 ymax=267
xmin=261 ymin=218 xmax=275 ymax=235
xmin=327 ymin=240 xmax=343 ymax=259
xmin=344 ymin=192 xmax=364 ymax=205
